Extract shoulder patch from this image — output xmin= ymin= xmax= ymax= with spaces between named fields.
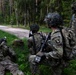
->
xmin=53 ymin=36 xmax=62 ymax=45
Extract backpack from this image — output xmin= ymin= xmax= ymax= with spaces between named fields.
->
xmin=60 ymin=27 xmax=76 ymax=61
xmin=31 ymin=32 xmax=45 ymax=54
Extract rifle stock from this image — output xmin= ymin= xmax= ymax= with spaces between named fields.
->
xmin=40 ymin=32 xmax=51 ymax=52
xmin=35 ymin=32 xmax=51 ymax=63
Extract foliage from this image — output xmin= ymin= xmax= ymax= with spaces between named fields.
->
xmin=0 ymin=30 xmax=30 ymax=75
xmin=0 ymin=30 xmax=76 ymax=75
xmin=63 ymin=60 xmax=76 ymax=75
xmin=0 ymin=0 xmax=76 ymax=26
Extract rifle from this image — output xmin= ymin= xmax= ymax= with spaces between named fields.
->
xmin=29 ymin=31 xmax=36 ymax=54
xmin=34 ymin=32 xmax=51 ymax=63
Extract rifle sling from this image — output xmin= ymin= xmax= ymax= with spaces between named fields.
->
xmin=32 ymin=34 xmax=36 ymax=54
xmin=59 ymin=27 xmax=67 ymax=59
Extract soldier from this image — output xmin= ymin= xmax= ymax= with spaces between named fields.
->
xmin=29 ymin=12 xmax=76 ymax=75
xmin=0 ymin=38 xmax=24 ymax=75
xmin=28 ymin=24 xmax=45 ymax=75
xmin=41 ymin=12 xmax=76 ymax=75
xmin=41 ymin=12 xmax=64 ymax=75
xmin=70 ymin=1 xmax=76 ymax=36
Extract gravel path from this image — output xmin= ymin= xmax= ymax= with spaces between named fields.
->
xmin=0 ymin=25 xmax=29 ymax=39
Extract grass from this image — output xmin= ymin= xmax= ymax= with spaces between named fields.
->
xmin=0 ymin=28 xmax=76 ymax=75
xmin=0 ymin=30 xmax=30 ymax=75
xmin=39 ymin=26 xmax=51 ymax=33
xmin=4 ymin=24 xmax=51 ymax=33
xmin=0 ymin=30 xmax=19 ymax=45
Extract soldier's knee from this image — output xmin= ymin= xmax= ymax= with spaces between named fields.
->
xmin=13 ymin=70 xmax=24 ymax=75
xmin=0 ymin=72 xmax=4 ymax=75
xmin=17 ymin=70 xmax=24 ymax=75
xmin=29 ymin=55 xmax=36 ymax=63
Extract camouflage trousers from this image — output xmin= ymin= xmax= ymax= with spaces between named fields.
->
xmin=51 ymin=66 xmax=63 ymax=75
xmin=29 ymin=62 xmax=40 ymax=75
xmin=29 ymin=55 xmax=66 ymax=75
xmin=0 ymin=59 xmax=24 ymax=75
xmin=29 ymin=55 xmax=41 ymax=75
xmin=46 ymin=59 xmax=69 ymax=75
xmin=29 ymin=63 xmax=63 ymax=75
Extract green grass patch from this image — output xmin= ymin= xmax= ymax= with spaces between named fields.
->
xmin=0 ymin=30 xmax=30 ymax=75
xmin=39 ymin=26 xmax=51 ymax=33
xmin=0 ymin=30 xmax=18 ymax=45
xmin=4 ymin=25 xmax=51 ymax=33
xmin=0 ymin=29 xmax=76 ymax=75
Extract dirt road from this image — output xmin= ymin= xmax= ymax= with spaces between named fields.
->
xmin=0 ymin=25 xmax=29 ymax=39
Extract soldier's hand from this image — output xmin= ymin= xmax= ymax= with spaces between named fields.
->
xmin=35 ymin=52 xmax=46 ymax=63
xmin=44 ymin=53 xmax=49 ymax=59
xmin=36 ymin=51 xmax=45 ymax=57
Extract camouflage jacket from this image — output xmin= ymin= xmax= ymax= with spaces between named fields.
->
xmin=28 ymin=32 xmax=45 ymax=55
xmin=70 ymin=14 xmax=76 ymax=36
xmin=0 ymin=43 xmax=16 ymax=61
xmin=45 ymin=27 xmax=76 ymax=59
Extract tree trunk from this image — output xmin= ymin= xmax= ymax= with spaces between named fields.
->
xmin=14 ymin=1 xmax=19 ymax=27
xmin=24 ymin=13 xmax=26 ymax=27
xmin=9 ymin=0 xmax=13 ymax=25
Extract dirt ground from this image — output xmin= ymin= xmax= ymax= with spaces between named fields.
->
xmin=0 ymin=25 xmax=29 ymax=39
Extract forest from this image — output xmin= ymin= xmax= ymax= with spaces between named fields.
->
xmin=0 ymin=0 xmax=76 ymax=75
xmin=0 ymin=0 xmax=76 ymax=27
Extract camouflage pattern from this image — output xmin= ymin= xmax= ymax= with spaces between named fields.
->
xmin=0 ymin=42 xmax=24 ymax=75
xmin=70 ymin=14 xmax=76 ymax=37
xmin=44 ymin=12 xmax=63 ymax=28
xmin=71 ymin=1 xmax=76 ymax=14
xmin=46 ymin=27 xmax=76 ymax=59
xmin=30 ymin=24 xmax=39 ymax=33
xmin=29 ymin=55 xmax=40 ymax=75
xmin=28 ymin=12 xmax=76 ymax=75
xmin=62 ymin=27 xmax=76 ymax=59
xmin=45 ymin=28 xmax=63 ymax=59
xmin=28 ymin=28 xmax=63 ymax=75
xmin=51 ymin=66 xmax=63 ymax=75
xmin=44 ymin=27 xmax=76 ymax=75
xmin=28 ymin=33 xmax=43 ymax=54
xmin=0 ymin=59 xmax=24 ymax=75
xmin=29 ymin=27 xmax=76 ymax=75
xmin=28 ymin=32 xmax=44 ymax=75
xmin=70 ymin=2 xmax=76 ymax=36
xmin=40 ymin=12 xmax=76 ymax=75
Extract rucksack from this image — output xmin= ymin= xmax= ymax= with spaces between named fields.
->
xmin=60 ymin=27 xmax=76 ymax=61
xmin=30 ymin=32 xmax=45 ymax=54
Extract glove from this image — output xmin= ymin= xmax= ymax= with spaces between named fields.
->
xmin=36 ymin=51 xmax=45 ymax=57
xmin=35 ymin=52 xmax=46 ymax=63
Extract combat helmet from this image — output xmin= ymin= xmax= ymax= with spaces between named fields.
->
xmin=30 ymin=24 xmax=39 ymax=33
xmin=44 ymin=12 xmax=63 ymax=27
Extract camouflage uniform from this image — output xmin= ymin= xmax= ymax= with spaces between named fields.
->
xmin=28 ymin=33 xmax=44 ymax=75
xmin=44 ymin=27 xmax=76 ymax=75
xmin=29 ymin=27 xmax=76 ymax=75
xmin=29 ymin=13 xmax=76 ymax=75
xmin=70 ymin=14 xmax=76 ymax=36
xmin=40 ymin=12 xmax=76 ymax=75
xmin=0 ymin=39 xmax=24 ymax=75
xmin=70 ymin=2 xmax=76 ymax=37
xmin=28 ymin=24 xmax=45 ymax=75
